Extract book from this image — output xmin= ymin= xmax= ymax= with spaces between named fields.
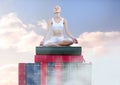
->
xmin=34 ymin=63 xmax=40 ymax=85
xmin=36 ymin=46 xmax=82 ymax=55
xmin=35 ymin=55 xmax=85 ymax=63
xmin=19 ymin=63 xmax=26 ymax=85
xmin=61 ymin=63 xmax=92 ymax=85
xmin=54 ymin=63 xmax=62 ymax=85
xmin=41 ymin=62 xmax=48 ymax=85
xmin=26 ymin=63 xmax=34 ymax=85
xmin=47 ymin=62 xmax=55 ymax=85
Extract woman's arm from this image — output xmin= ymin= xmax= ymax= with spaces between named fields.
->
xmin=64 ymin=18 xmax=75 ymax=38
xmin=40 ymin=19 xmax=52 ymax=45
xmin=63 ymin=19 xmax=78 ymax=44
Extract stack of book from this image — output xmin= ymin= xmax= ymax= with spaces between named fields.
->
xmin=19 ymin=46 xmax=91 ymax=85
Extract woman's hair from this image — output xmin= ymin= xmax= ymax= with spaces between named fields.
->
xmin=55 ymin=5 xmax=61 ymax=10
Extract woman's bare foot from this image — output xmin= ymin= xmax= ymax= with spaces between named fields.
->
xmin=57 ymin=40 xmax=73 ymax=46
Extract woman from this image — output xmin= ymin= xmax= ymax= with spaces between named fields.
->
xmin=40 ymin=5 xmax=78 ymax=46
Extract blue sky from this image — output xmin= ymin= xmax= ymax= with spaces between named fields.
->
xmin=0 ymin=0 xmax=120 ymax=85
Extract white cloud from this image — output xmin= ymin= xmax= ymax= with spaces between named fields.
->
xmin=0 ymin=13 xmax=120 ymax=85
xmin=16 ymin=31 xmax=43 ymax=52
xmin=27 ymin=24 xmax=36 ymax=29
xmin=76 ymin=32 xmax=120 ymax=85
xmin=0 ymin=13 xmax=43 ymax=52
xmin=37 ymin=19 xmax=48 ymax=30
xmin=0 ymin=13 xmax=27 ymax=30
xmin=0 ymin=64 xmax=18 ymax=85
xmin=77 ymin=31 xmax=120 ymax=58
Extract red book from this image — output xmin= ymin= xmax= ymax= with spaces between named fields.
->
xmin=19 ymin=63 xmax=26 ymax=85
xmin=55 ymin=63 xmax=62 ymax=85
xmin=35 ymin=55 xmax=85 ymax=63
xmin=41 ymin=62 xmax=48 ymax=85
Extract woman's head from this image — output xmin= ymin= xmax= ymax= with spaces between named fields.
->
xmin=53 ymin=5 xmax=61 ymax=14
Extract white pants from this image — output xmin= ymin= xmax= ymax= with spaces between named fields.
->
xmin=44 ymin=36 xmax=73 ymax=46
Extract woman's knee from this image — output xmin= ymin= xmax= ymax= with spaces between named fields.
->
xmin=64 ymin=40 xmax=73 ymax=44
xmin=59 ymin=40 xmax=73 ymax=46
xmin=46 ymin=43 xmax=59 ymax=46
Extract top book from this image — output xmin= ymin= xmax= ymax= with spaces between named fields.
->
xmin=36 ymin=46 xmax=82 ymax=55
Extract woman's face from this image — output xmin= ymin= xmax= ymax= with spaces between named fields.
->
xmin=53 ymin=5 xmax=61 ymax=14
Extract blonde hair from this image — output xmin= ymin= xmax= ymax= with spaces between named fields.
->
xmin=55 ymin=5 xmax=61 ymax=10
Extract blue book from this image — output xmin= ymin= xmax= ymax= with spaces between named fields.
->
xmin=61 ymin=63 xmax=79 ymax=84
xmin=62 ymin=63 xmax=69 ymax=84
xmin=26 ymin=63 xmax=34 ymax=85
xmin=47 ymin=62 xmax=55 ymax=85
xmin=26 ymin=63 xmax=40 ymax=85
xmin=34 ymin=63 xmax=40 ymax=85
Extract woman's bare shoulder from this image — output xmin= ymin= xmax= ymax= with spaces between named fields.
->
xmin=63 ymin=18 xmax=67 ymax=24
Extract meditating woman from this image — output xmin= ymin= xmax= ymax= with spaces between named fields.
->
xmin=40 ymin=5 xmax=78 ymax=46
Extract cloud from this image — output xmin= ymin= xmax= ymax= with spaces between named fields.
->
xmin=16 ymin=31 xmax=42 ymax=52
xmin=0 ymin=13 xmax=119 ymax=56
xmin=76 ymin=32 xmax=120 ymax=85
xmin=0 ymin=13 xmax=43 ymax=52
xmin=0 ymin=64 xmax=18 ymax=85
xmin=37 ymin=19 xmax=48 ymax=30
xmin=77 ymin=31 xmax=120 ymax=60
xmin=0 ymin=13 xmax=120 ymax=85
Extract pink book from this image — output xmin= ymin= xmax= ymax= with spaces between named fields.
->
xmin=35 ymin=55 xmax=85 ymax=63
xmin=41 ymin=62 xmax=48 ymax=85
xmin=19 ymin=63 xmax=26 ymax=85
xmin=55 ymin=63 xmax=62 ymax=85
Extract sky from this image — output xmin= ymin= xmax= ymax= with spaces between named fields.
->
xmin=0 ymin=0 xmax=120 ymax=85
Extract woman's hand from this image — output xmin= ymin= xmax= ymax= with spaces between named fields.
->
xmin=72 ymin=38 xmax=78 ymax=44
xmin=40 ymin=40 xmax=44 ymax=46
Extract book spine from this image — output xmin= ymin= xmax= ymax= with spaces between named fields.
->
xmin=19 ymin=63 xmax=26 ymax=85
xmin=26 ymin=63 xmax=34 ymax=85
xmin=61 ymin=63 xmax=69 ymax=85
xmin=55 ymin=62 xmax=62 ymax=85
xmin=35 ymin=55 xmax=84 ymax=63
xmin=47 ymin=62 xmax=55 ymax=85
xmin=41 ymin=62 xmax=48 ymax=85
xmin=68 ymin=63 xmax=79 ymax=84
xmin=34 ymin=63 xmax=40 ymax=85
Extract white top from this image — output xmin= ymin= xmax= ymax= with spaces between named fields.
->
xmin=52 ymin=18 xmax=64 ymax=31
